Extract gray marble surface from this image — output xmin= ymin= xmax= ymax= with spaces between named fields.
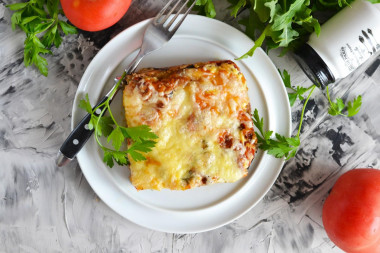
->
xmin=1 ymin=0 xmax=380 ymax=252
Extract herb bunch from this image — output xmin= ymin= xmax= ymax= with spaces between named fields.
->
xmin=79 ymin=76 xmax=158 ymax=168
xmin=7 ymin=0 xmax=77 ymax=76
xmin=195 ymin=0 xmax=322 ymax=57
xmin=193 ymin=0 xmax=379 ymax=58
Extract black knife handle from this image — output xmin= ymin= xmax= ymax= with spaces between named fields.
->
xmin=59 ymin=96 xmax=109 ymax=159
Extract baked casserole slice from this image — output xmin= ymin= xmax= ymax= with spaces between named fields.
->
xmin=123 ymin=60 xmax=257 ymax=190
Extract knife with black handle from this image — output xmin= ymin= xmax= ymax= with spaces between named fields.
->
xmin=56 ymin=86 xmax=117 ymax=167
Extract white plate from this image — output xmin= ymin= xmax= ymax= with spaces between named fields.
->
xmin=72 ymin=14 xmax=291 ymax=233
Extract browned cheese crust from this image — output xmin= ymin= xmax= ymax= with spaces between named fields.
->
xmin=123 ymin=60 xmax=257 ymax=190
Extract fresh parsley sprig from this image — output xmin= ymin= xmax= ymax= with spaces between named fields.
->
xmin=253 ymin=69 xmax=362 ymax=160
xmin=252 ymin=83 xmax=316 ymax=160
xmin=79 ymin=75 xmax=158 ymax=168
xmin=252 ymin=109 xmax=300 ymax=159
xmin=7 ymin=0 xmax=77 ymax=76
xmin=326 ymin=86 xmax=362 ymax=117
xmin=195 ymin=0 xmax=321 ymax=58
xmin=194 ymin=0 xmax=380 ymax=58
xmin=280 ymin=69 xmax=313 ymax=106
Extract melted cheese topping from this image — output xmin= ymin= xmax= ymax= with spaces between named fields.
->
xmin=123 ymin=61 xmax=257 ymax=190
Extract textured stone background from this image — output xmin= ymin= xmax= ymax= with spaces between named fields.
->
xmin=1 ymin=0 xmax=380 ymax=252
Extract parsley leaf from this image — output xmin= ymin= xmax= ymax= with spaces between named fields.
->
xmin=288 ymin=86 xmax=309 ymax=106
xmin=127 ymin=149 xmax=147 ymax=162
xmin=79 ymin=94 xmax=93 ymax=114
xmin=97 ymin=116 xmax=114 ymax=137
xmin=120 ymin=125 xmax=159 ymax=142
xmin=58 ymin=20 xmax=77 ymax=35
xmin=103 ymin=151 xmax=115 ymax=168
xmin=7 ymin=2 xmax=29 ymax=11
xmin=326 ymin=86 xmax=362 ymax=117
xmin=107 ymin=127 xmax=125 ymax=151
xmin=79 ymin=73 xmax=158 ymax=168
xmin=128 ymin=140 xmax=157 ymax=161
xmin=112 ymin=151 xmax=129 ymax=166
xmin=328 ymin=97 xmax=345 ymax=116
xmin=253 ymin=109 xmax=301 ymax=160
xmin=192 ymin=0 xmax=216 ymax=18
xmin=6 ymin=0 xmax=77 ymax=76
xmin=280 ymin=69 xmax=292 ymax=89
xmin=347 ymin=96 xmax=362 ymax=117
xmin=279 ymin=69 xmax=312 ymax=106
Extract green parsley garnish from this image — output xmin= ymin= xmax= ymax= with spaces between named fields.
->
xmin=253 ymin=69 xmax=362 ymax=160
xmin=326 ymin=86 xmax=362 ymax=117
xmin=194 ymin=0 xmax=321 ymax=58
xmin=6 ymin=0 xmax=77 ymax=76
xmin=280 ymin=69 xmax=313 ymax=106
xmin=79 ymin=75 xmax=158 ymax=168
xmin=252 ymin=83 xmax=316 ymax=160
xmin=192 ymin=0 xmax=380 ymax=58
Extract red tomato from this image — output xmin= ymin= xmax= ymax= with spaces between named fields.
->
xmin=60 ymin=0 xmax=132 ymax=31
xmin=322 ymin=169 xmax=380 ymax=253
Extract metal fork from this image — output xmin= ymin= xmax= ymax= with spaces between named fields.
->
xmin=56 ymin=0 xmax=196 ymax=166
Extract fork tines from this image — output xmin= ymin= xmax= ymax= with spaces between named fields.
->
xmin=154 ymin=0 xmax=196 ymax=33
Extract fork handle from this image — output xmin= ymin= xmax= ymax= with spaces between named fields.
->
xmin=56 ymin=96 xmax=109 ymax=166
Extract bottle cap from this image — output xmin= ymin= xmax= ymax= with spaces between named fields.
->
xmin=293 ymin=43 xmax=335 ymax=89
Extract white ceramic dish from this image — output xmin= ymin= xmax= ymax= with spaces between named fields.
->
xmin=72 ymin=14 xmax=291 ymax=233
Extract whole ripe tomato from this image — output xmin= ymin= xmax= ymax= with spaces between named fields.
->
xmin=322 ymin=169 xmax=380 ymax=253
xmin=60 ymin=0 xmax=132 ymax=31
